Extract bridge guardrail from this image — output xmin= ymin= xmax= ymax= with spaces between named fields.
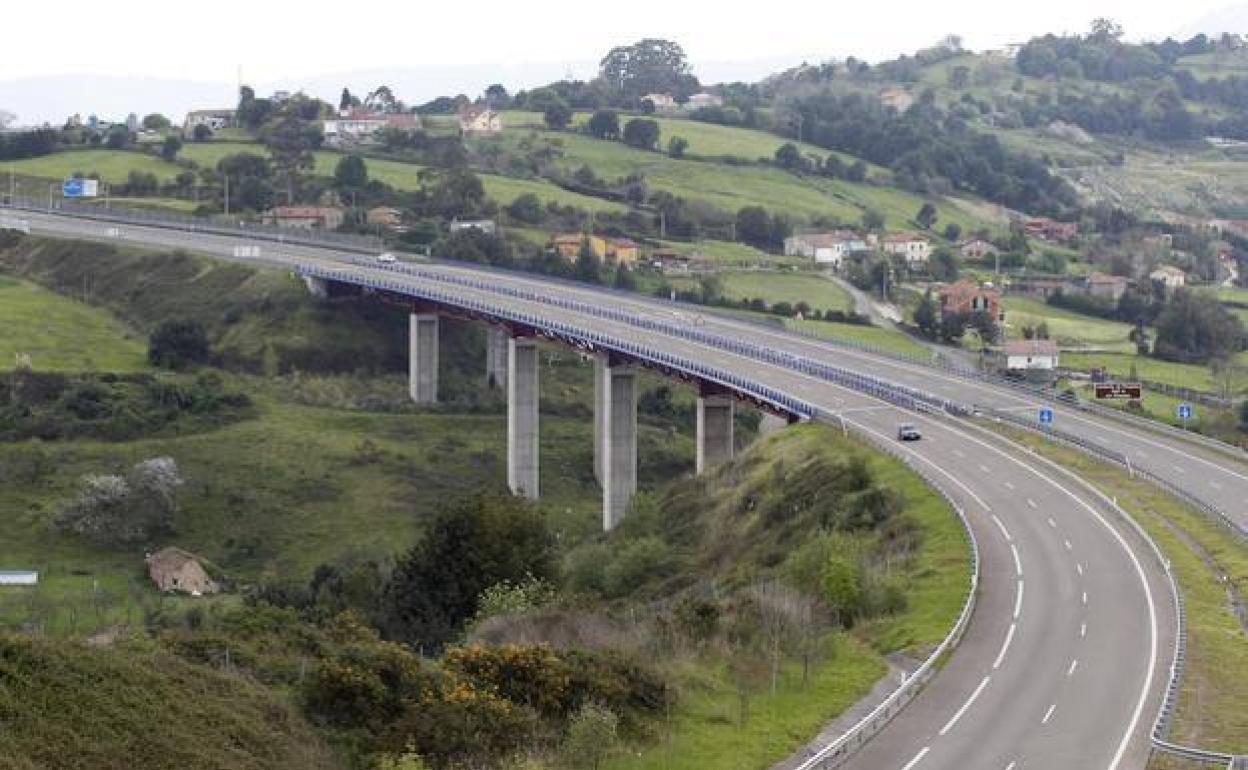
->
xmin=982 ymin=409 xmax=1239 ymax=768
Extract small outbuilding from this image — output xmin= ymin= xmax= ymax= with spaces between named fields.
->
xmin=147 ymin=547 xmax=220 ymax=596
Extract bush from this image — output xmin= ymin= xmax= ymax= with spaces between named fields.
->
xmin=54 ymin=457 xmax=183 ymax=545
xmin=149 ymin=319 xmax=210 ymax=369
xmin=602 ymin=536 xmax=678 ymax=598
xmin=622 ymin=118 xmax=660 ymax=150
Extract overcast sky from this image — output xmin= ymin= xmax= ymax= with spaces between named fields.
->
xmin=1 ymin=0 xmax=1244 ymax=123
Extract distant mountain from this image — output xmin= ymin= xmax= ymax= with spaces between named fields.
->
xmin=1174 ymin=3 xmax=1248 ymax=40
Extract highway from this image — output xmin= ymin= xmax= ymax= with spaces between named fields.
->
xmin=12 ymin=208 xmax=1240 ymax=769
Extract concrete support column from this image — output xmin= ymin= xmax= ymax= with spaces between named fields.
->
xmin=592 ymin=354 xmax=607 ymax=484
xmin=601 ymin=364 xmax=638 ymax=531
xmin=696 ymin=395 xmax=735 ymax=475
xmin=486 ymin=326 xmax=509 ymax=389
xmin=301 ymin=275 xmax=328 ymax=299
xmin=408 ymin=313 xmax=439 ymax=404
xmin=507 ymin=337 xmax=540 ymax=499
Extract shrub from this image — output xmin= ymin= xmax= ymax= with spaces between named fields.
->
xmin=148 ymin=318 xmax=210 ymax=369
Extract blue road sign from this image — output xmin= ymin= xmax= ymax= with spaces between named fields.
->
xmin=62 ymin=178 xmax=84 ymax=197
xmin=1039 ymin=406 xmax=1054 ymax=425
xmin=1177 ymin=402 xmax=1193 ymax=421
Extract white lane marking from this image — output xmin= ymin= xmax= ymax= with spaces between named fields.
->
xmin=1042 ymin=703 xmax=1057 ymax=724
xmin=1004 ymin=481 xmax=1015 ymax=490
xmin=1014 ymin=580 xmax=1025 ymax=620
xmin=842 ymin=421 xmax=992 ymax=512
xmin=993 ymin=622 xmax=1017 ymax=670
xmin=1004 ymin=763 xmax=1017 ymax=770
xmin=1064 ymin=539 xmax=1073 ymax=552
xmin=1047 ymin=517 xmax=1057 ymax=528
xmin=1082 ymin=591 xmax=1088 ymax=605
xmin=900 ymin=746 xmax=930 ymax=770
xmin=1068 ymin=659 xmax=1079 ymax=677
xmin=1172 ymin=465 xmax=1185 ymax=474
xmin=1081 ymin=622 xmax=1087 ymax=638
xmin=979 ymin=464 xmax=991 ymax=473
xmin=919 ymin=419 xmax=1160 ymax=770
xmin=1077 ymin=563 xmax=1084 ymax=576
xmin=939 ymin=675 xmax=992 ymax=736
xmin=1026 ymin=498 xmax=1037 ymax=509
xmin=1011 ymin=544 xmax=1023 ymax=577
xmin=991 ymin=514 xmax=1013 ymax=542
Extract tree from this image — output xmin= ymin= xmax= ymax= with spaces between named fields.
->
xmin=861 ymin=209 xmax=885 ymax=231
xmin=365 ymin=85 xmax=400 ymax=113
xmin=736 ymin=206 xmax=775 ymax=250
xmin=613 ymin=263 xmax=636 ymax=290
xmin=586 ymin=109 xmax=621 ymax=139
xmin=916 ymin=202 xmax=938 ymax=230
xmin=929 ymin=248 xmax=959 ymax=281
xmin=940 ymin=312 xmax=968 ymax=343
xmin=383 ymin=493 xmax=555 ymax=647
xmin=622 ymin=118 xmax=660 ymax=150
xmin=484 ymin=84 xmax=510 ymax=109
xmin=105 ymin=126 xmax=130 ymax=149
xmin=506 ymin=192 xmax=543 ymax=224
xmin=1090 ymin=17 xmax=1124 ymax=41
xmin=1153 ymin=289 xmax=1244 ymax=363
xmin=943 ymin=223 xmax=962 ymax=242
xmin=948 ymin=65 xmax=971 ymax=89
xmin=142 ymin=113 xmax=171 ymax=131
xmin=914 ymin=289 xmax=939 ymax=339
xmin=774 ymin=142 xmax=804 ymax=171
xmin=192 ymin=123 xmax=213 ymax=142
xmin=339 ymin=87 xmax=359 ymax=111
xmin=845 ymin=160 xmax=867 ymax=182
xmin=542 ymin=99 xmax=573 ymax=130
xmin=265 ymin=111 xmax=320 ymax=203
xmin=149 ymin=319 xmax=210 ymax=369
xmin=159 ymin=135 xmax=182 ymax=161
xmin=333 ymin=154 xmax=369 ymax=191
xmin=1239 ymin=399 xmax=1248 ymax=432
xmin=599 ymin=39 xmax=695 ymax=100
xmin=54 ymin=458 xmax=183 ymax=545
xmin=668 ymin=136 xmax=689 ymax=158
xmin=575 ymin=238 xmax=603 ymax=283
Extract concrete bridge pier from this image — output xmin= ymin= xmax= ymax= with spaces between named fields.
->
xmin=507 ymin=336 xmax=540 ymax=499
xmin=592 ymin=354 xmax=607 ymax=484
xmin=408 ymin=313 xmax=439 ymax=404
xmin=485 ymin=326 xmax=509 ymax=389
xmin=696 ymin=393 xmax=735 ymax=475
xmin=601 ymin=362 xmax=638 ymax=531
xmin=302 ymin=275 xmax=329 ymax=299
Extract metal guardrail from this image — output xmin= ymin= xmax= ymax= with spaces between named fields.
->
xmin=983 ymin=410 xmax=1240 ymax=768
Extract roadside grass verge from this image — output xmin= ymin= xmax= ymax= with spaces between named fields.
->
xmin=666 ymin=271 xmax=855 ymax=313
xmin=788 ymin=318 xmax=932 ymax=357
xmin=994 ymin=425 xmax=1248 ymax=757
xmin=0 ymin=275 xmax=148 ymax=371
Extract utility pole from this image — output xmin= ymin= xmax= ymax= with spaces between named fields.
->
xmin=223 ymin=175 xmax=230 ymax=217
xmin=659 ymin=208 xmax=666 ymax=239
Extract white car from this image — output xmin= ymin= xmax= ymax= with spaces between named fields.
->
xmin=376 ymin=252 xmax=397 ymax=263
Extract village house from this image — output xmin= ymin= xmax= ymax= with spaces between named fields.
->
xmin=938 ymin=279 xmax=1004 ymax=320
xmin=784 ymin=231 xmax=868 ymax=268
xmin=607 ymin=237 xmax=640 ymax=265
xmin=183 ymin=109 xmax=236 ymax=133
xmin=552 ymin=233 xmax=638 ymax=264
xmin=458 ymin=105 xmax=503 ymax=133
xmin=1007 ymin=275 xmax=1067 ymax=300
xmin=1084 ymin=272 xmax=1130 ymax=301
xmin=1149 ymin=264 xmax=1186 ymax=290
xmin=147 ymin=547 xmax=219 ymax=595
xmin=959 ymin=238 xmax=999 ymax=260
xmin=261 ymin=205 xmax=345 ymax=230
xmin=323 ymin=108 xmax=421 ymax=146
xmin=366 ymin=206 xmax=403 ymax=229
xmin=882 ymin=232 xmax=931 ymax=264
xmin=685 ymin=92 xmax=723 ymax=110
xmin=1024 ymin=217 xmax=1078 ymax=242
xmin=642 ymin=93 xmax=678 ymax=112
xmin=1002 ymin=339 xmax=1060 ymax=382
xmin=879 ymin=87 xmax=915 ymax=112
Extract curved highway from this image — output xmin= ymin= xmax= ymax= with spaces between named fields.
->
xmin=14 ymin=209 xmax=1244 ymax=770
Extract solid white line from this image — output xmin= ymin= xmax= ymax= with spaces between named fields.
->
xmin=1068 ymin=659 xmax=1079 ymax=677
xmin=1081 ymin=622 xmax=1087 ymax=638
xmin=1014 ymin=580 xmax=1025 ymax=619
xmin=1082 ymin=591 xmax=1088 ymax=606
xmin=991 ymin=514 xmax=1013 ymax=542
xmin=993 ymin=622 xmax=1017 ymax=670
xmin=1011 ymin=543 xmax=1023 ymax=576
xmin=1047 ymin=517 xmax=1057 ymax=528
xmin=900 ymin=746 xmax=930 ymax=770
xmin=939 ymin=675 xmax=992 ymax=736
xmin=1042 ymin=703 xmax=1057 ymax=724
xmin=1026 ymin=498 xmax=1037 ymax=509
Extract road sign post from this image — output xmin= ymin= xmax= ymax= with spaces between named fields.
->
xmin=1176 ymin=402 xmax=1193 ymax=430
xmin=1038 ymin=406 xmax=1054 ymax=426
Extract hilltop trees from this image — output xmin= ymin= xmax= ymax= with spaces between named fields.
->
xmin=1152 ymin=289 xmax=1244 ymax=364
xmin=599 ymin=38 xmax=698 ymax=103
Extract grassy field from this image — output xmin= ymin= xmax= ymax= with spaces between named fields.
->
xmin=667 ymin=271 xmax=854 ymax=312
xmin=3 ymin=150 xmax=182 ymax=185
xmin=1060 ymin=351 xmax=1248 ymax=396
xmin=0 ymin=275 xmax=148 ymax=371
xmin=1001 ymin=296 xmax=1135 ymax=351
xmin=997 ymin=427 xmax=1248 ymax=757
xmin=788 ymin=317 xmax=932 ymax=357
